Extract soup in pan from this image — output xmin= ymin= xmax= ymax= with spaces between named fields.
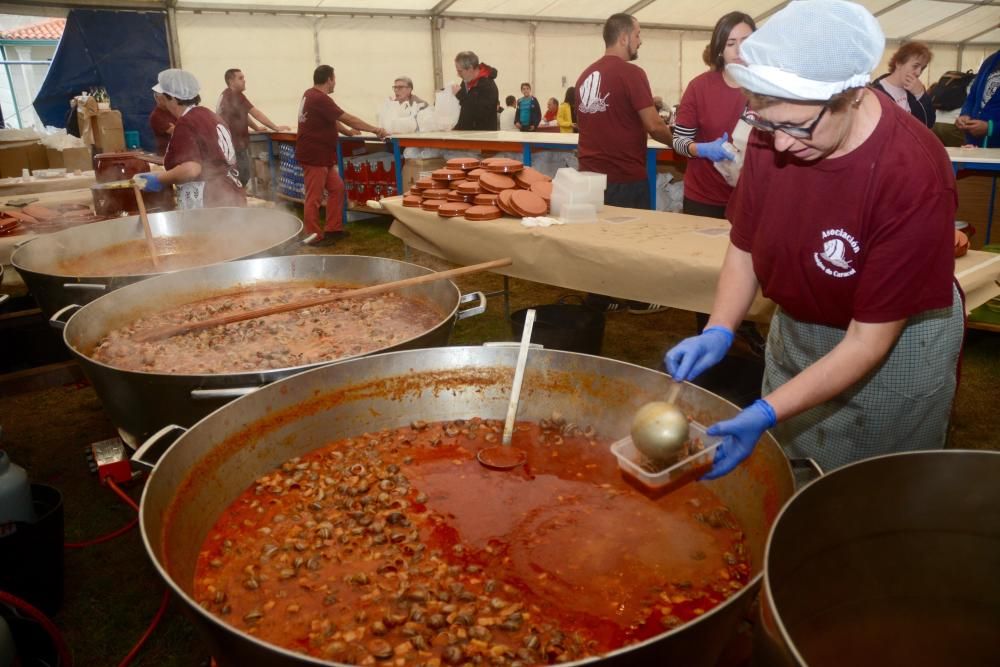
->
xmin=193 ymin=415 xmax=750 ymax=665
xmin=56 ymin=236 xmax=224 ymax=276
xmin=91 ymin=282 xmax=444 ymax=374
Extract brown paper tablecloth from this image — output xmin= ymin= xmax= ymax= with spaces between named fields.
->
xmin=384 ymin=197 xmax=1000 ymax=317
xmin=384 ymin=197 xmax=776 ymax=320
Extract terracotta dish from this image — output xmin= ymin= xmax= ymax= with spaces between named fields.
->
xmin=496 ymin=189 xmax=518 ymax=217
xmin=479 ymin=172 xmax=516 ymax=193
xmin=431 ymin=168 xmax=466 ymax=182
xmin=513 ymin=167 xmax=550 ymax=188
xmin=420 ymin=199 xmax=445 ymax=212
xmin=465 ymin=168 xmax=485 ymax=181
xmin=464 ymin=205 xmax=503 ymax=221
xmin=402 ymin=195 xmax=423 ymax=207
xmin=510 ymin=190 xmax=548 ymax=218
xmin=530 ymin=181 xmax=553 ymax=202
xmin=483 ymin=158 xmax=524 ymax=174
xmin=446 ymin=191 xmax=473 ymax=202
xmin=473 ymin=193 xmax=499 ymax=206
xmin=414 ymin=177 xmax=436 ymax=189
xmin=447 ymin=157 xmax=480 ymax=170
xmin=437 ymin=202 xmax=472 ymax=218
xmin=457 ymin=181 xmax=482 ymax=195
xmin=421 ymin=188 xmax=451 ymax=200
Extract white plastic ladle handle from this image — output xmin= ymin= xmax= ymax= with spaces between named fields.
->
xmin=502 ymin=308 xmax=536 ymax=446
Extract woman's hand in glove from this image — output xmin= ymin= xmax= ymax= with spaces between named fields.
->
xmin=694 ymin=133 xmax=734 ymax=162
xmin=702 ymin=399 xmax=777 ymax=480
xmin=133 ymin=172 xmax=163 ymax=192
xmin=664 ymin=326 xmax=733 ymax=382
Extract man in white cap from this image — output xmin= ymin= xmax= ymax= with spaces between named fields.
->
xmin=666 ymin=0 xmax=962 ymax=477
xmin=135 ymin=68 xmax=246 ymax=209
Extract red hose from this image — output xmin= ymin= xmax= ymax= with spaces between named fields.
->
xmin=0 ymin=590 xmax=74 ymax=667
xmin=117 ymin=589 xmax=170 ymax=667
xmin=64 ymin=478 xmax=142 ymax=549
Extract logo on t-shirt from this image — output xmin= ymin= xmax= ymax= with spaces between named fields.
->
xmin=578 ymin=71 xmax=609 ymax=114
xmin=298 ymin=96 xmax=308 ymax=123
xmin=814 ymin=228 xmax=859 ymax=278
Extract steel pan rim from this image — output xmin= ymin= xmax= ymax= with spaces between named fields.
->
xmin=140 ymin=345 xmax=780 ymax=666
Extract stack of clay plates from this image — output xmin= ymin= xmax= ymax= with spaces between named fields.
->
xmin=402 ymin=157 xmax=552 ymax=222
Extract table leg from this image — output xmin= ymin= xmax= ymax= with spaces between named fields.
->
xmin=392 ymin=139 xmax=403 ymax=196
xmin=522 ymin=145 xmax=532 ymax=167
xmin=646 ymin=147 xmax=657 ymax=210
xmin=335 ymin=140 xmax=347 ymax=227
xmin=266 ymin=135 xmax=276 ymax=202
xmin=987 ymin=175 xmax=996 ymax=245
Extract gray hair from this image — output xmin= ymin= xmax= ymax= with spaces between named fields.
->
xmin=454 ymin=51 xmax=479 ymax=69
xmin=394 ymin=76 xmax=414 ymax=88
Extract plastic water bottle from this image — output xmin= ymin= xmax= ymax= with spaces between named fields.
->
xmin=0 ymin=447 xmax=35 ymax=532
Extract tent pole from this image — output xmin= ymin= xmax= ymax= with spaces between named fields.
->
xmin=166 ymin=5 xmax=182 ymax=67
xmin=431 ymin=17 xmax=443 ymax=91
xmin=528 ymin=22 xmax=536 ymax=91
xmin=313 ymin=17 xmax=322 ymax=66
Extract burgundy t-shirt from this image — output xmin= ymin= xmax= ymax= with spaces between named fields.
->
xmin=675 ymin=70 xmax=747 ymax=206
xmin=149 ymin=106 xmax=174 ymax=155
xmin=295 ymin=88 xmax=344 ymax=168
xmin=217 ymin=88 xmax=254 ymax=150
xmin=165 ymin=106 xmax=246 ymax=208
xmin=576 ymin=55 xmax=654 ymax=183
xmin=728 ymin=93 xmax=955 ymax=328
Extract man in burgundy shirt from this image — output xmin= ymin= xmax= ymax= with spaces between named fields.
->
xmin=217 ymin=69 xmax=289 ymax=186
xmin=576 ymin=13 xmax=673 ymax=313
xmin=296 ymin=64 xmax=387 ymax=245
xmin=148 ymin=92 xmax=174 ymax=155
xmin=135 ymin=69 xmax=246 ymax=209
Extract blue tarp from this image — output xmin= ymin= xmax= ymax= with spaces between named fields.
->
xmin=33 ymin=9 xmax=169 ymax=153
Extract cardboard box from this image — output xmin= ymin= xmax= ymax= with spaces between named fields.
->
xmin=0 ymin=141 xmax=49 ymax=178
xmin=46 ymin=146 xmax=92 ymax=172
xmin=401 ymin=157 xmax=446 ymax=191
xmin=93 ymin=110 xmax=125 ymax=153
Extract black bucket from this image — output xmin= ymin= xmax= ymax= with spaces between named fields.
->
xmin=0 ymin=484 xmax=64 ymax=616
xmin=510 ymin=297 xmax=605 ymax=355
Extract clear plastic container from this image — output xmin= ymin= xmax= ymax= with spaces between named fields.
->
xmin=559 ymin=203 xmax=598 ymax=223
xmin=611 ymin=420 xmax=723 ymax=492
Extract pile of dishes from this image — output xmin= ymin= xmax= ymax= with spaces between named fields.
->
xmin=402 ymin=157 xmax=552 ymax=221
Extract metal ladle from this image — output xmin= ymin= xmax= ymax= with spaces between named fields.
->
xmin=630 ymin=382 xmax=690 ymax=464
xmin=477 ymin=308 xmax=535 ymax=470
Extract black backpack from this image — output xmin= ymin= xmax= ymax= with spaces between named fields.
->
xmin=928 ymin=70 xmax=976 ymax=111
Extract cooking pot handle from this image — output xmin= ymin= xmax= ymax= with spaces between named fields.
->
xmin=49 ymin=303 xmax=82 ymax=329
xmin=301 ymin=233 xmax=318 ymax=245
xmin=132 ymin=424 xmax=187 ymax=470
xmin=0 ymin=294 xmax=7 ymax=306
xmin=191 ymin=386 xmax=263 ymax=400
xmin=63 ymin=283 xmax=107 ymax=292
xmin=12 ymin=236 xmax=36 ymax=249
xmin=789 ymin=458 xmax=823 ymax=490
xmin=456 ymin=291 xmax=487 ymax=320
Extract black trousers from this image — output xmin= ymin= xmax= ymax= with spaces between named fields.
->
xmin=583 ymin=179 xmax=652 ymax=310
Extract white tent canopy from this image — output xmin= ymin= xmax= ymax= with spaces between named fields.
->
xmin=3 ymin=0 xmax=999 ymax=127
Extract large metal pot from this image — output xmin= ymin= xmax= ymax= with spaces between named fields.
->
xmin=136 ymin=346 xmax=795 ymax=667
xmin=12 ymin=207 xmax=304 ymax=316
xmin=754 ymin=450 xmax=1000 ymax=667
xmin=55 ymin=255 xmax=486 ymax=446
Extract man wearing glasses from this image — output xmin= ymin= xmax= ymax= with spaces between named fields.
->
xmin=391 ymin=76 xmax=427 ymax=113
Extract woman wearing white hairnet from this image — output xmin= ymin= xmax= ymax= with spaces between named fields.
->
xmin=666 ymin=0 xmax=963 ymax=476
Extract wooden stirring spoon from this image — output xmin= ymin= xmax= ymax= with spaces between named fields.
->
xmin=133 ymin=257 xmax=513 ymax=343
xmin=132 ymin=182 xmax=160 ymax=270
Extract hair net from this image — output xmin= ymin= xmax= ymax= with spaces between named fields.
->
xmin=726 ymin=0 xmax=884 ymax=101
xmin=152 ymin=69 xmax=201 ymax=99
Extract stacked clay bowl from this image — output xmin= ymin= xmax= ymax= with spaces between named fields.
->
xmin=403 ymin=157 xmax=551 ymax=221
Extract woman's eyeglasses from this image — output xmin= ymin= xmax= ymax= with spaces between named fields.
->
xmin=741 ymin=105 xmax=828 ymax=140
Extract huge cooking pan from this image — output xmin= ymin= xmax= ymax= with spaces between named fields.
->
xmin=135 ymin=346 xmax=796 ymax=667
xmin=754 ymin=449 xmax=1000 ymax=667
xmin=12 ymin=207 xmax=304 ymax=317
xmin=53 ymin=255 xmax=486 ymax=446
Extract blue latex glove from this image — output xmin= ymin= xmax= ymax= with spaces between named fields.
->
xmin=134 ymin=172 xmax=163 ymax=192
xmin=664 ymin=326 xmax=734 ymax=382
xmin=694 ymin=133 xmax=734 ymax=162
xmin=702 ymin=399 xmax=777 ymax=480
